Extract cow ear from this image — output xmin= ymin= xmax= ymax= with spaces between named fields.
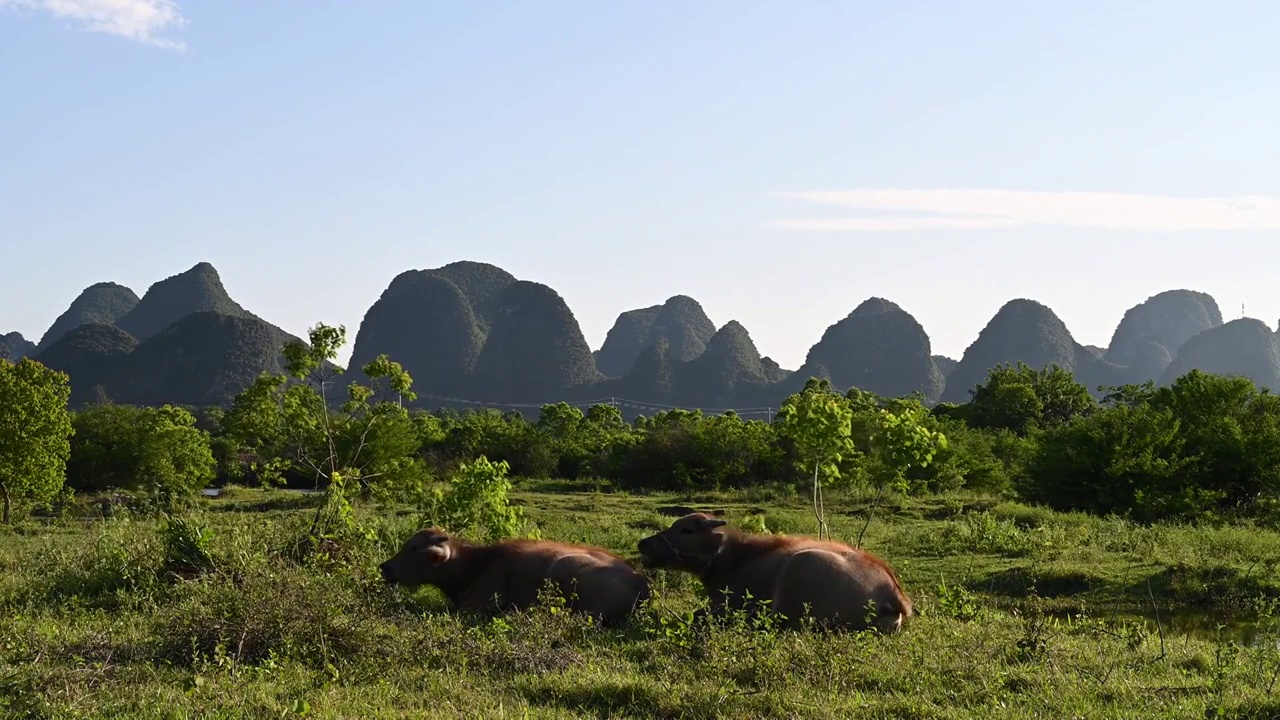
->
xmin=700 ymin=517 xmax=728 ymax=529
xmin=420 ymin=542 xmax=451 ymax=563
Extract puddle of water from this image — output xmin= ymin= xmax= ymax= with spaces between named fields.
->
xmin=199 ymin=487 xmax=323 ymax=498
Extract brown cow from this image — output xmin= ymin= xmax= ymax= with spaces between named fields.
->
xmin=379 ymin=528 xmax=651 ymax=625
xmin=637 ymin=513 xmax=913 ymax=633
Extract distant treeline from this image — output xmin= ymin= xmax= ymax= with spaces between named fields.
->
xmin=34 ymin=359 xmax=1280 ymax=525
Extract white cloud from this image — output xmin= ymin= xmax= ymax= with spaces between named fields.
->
xmin=773 ymin=189 xmax=1280 ymax=232
xmin=0 ymin=0 xmax=186 ymax=49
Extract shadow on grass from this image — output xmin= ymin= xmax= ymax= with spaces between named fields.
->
xmin=515 ymin=478 xmax=618 ymax=494
xmin=1139 ymin=563 xmax=1280 ymax=611
xmin=1230 ymin=700 xmax=1280 ymax=720
xmin=970 ymin=561 xmax=1280 ymax=620
xmin=517 ymin=679 xmax=683 ymax=720
xmin=205 ymin=494 xmax=322 ymax=514
xmin=967 ymin=566 xmax=1103 ymax=599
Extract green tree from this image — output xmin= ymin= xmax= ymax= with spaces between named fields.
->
xmin=968 ymin=362 xmax=1095 ymax=434
xmin=536 ymin=402 xmax=584 ymax=437
xmin=66 ymin=403 xmax=216 ymax=505
xmin=775 ymin=382 xmax=857 ymax=539
xmin=0 ymin=358 xmax=74 ymax=523
xmin=870 ymin=404 xmax=948 ymax=487
xmin=223 ymin=323 xmax=419 ymax=494
xmin=223 ymin=323 xmax=423 ymax=558
xmin=585 ymin=403 xmax=625 ymax=428
xmin=66 ymin=403 xmax=144 ymax=490
xmin=1148 ymin=370 xmax=1280 ymax=511
xmin=135 ymin=405 xmax=219 ymax=503
xmin=856 ymin=403 xmax=948 ymax=544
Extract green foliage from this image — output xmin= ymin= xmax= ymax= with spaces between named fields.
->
xmin=136 ymin=406 xmax=219 ymax=505
xmin=967 ymin=362 xmax=1096 ymax=434
xmin=853 ymin=401 xmax=948 ymax=544
xmin=607 ymin=408 xmax=783 ymax=491
xmin=917 ymin=417 xmax=1027 ymax=495
xmin=419 ymin=455 xmax=530 ymax=542
xmin=1026 ymin=404 xmax=1201 ymax=521
xmin=0 ymin=358 xmax=74 ymax=522
xmin=66 ymin=403 xmax=217 ymax=507
xmin=220 ymin=322 xmax=429 ymax=565
xmin=775 ymin=384 xmax=857 ymax=487
xmin=869 ymin=403 xmax=948 ymax=491
xmin=1026 ymin=369 xmax=1280 ymax=521
xmin=775 ymin=383 xmax=859 ymax=538
xmin=223 ymin=323 xmax=421 ymax=496
xmin=1148 ymin=370 xmax=1280 ymax=509
xmin=303 ymin=471 xmax=378 ymax=567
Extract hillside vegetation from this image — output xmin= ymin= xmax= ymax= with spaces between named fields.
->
xmin=36 ymin=281 xmax=140 ymax=352
xmin=0 ymin=332 xmax=34 ymax=361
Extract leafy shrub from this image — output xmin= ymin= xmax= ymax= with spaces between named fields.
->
xmin=420 ymin=455 xmax=531 ymax=541
xmin=151 ymin=563 xmax=380 ymax=668
xmin=608 ymin=409 xmax=784 ymax=491
xmin=159 ymin=514 xmax=216 ymax=578
xmin=1025 ymin=371 xmax=1280 ymax=521
xmin=67 ymin=404 xmax=216 ymax=506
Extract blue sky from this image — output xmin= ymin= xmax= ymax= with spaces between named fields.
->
xmin=3 ymin=0 xmax=1279 ymax=375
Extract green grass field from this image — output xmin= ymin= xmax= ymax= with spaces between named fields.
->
xmin=2 ymin=483 xmax=1279 ymax=719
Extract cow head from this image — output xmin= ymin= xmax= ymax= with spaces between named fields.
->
xmin=637 ymin=512 xmax=727 ymax=572
xmin=379 ymin=527 xmax=454 ymax=587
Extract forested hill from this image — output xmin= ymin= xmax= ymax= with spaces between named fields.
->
xmin=6 ymin=260 xmax=1277 ymax=414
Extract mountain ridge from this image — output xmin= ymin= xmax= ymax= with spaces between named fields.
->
xmin=20 ymin=259 xmax=1278 ymax=415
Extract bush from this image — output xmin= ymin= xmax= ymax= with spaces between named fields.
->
xmin=151 ymin=562 xmax=381 ymax=668
xmin=967 ymin=362 xmax=1096 ymax=435
xmin=608 ymin=410 xmax=785 ymax=490
xmin=420 ymin=456 xmax=530 ymax=542
xmin=67 ymin=404 xmax=217 ymax=505
xmin=1024 ymin=371 xmax=1280 ymax=521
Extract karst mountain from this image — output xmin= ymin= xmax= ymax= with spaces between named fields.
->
xmin=11 ymin=259 xmax=1278 ymax=415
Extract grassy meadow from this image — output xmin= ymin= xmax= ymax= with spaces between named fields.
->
xmin=2 ymin=482 xmax=1279 ymax=719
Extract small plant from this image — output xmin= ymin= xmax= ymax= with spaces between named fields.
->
xmin=303 ymin=471 xmax=377 ymax=566
xmin=739 ymin=513 xmax=770 ymax=534
xmin=159 ymin=514 xmax=216 ymax=579
xmin=638 ymin=597 xmax=699 ymax=652
xmin=935 ymin=577 xmax=979 ymax=621
xmin=419 ymin=456 xmax=532 ymax=542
